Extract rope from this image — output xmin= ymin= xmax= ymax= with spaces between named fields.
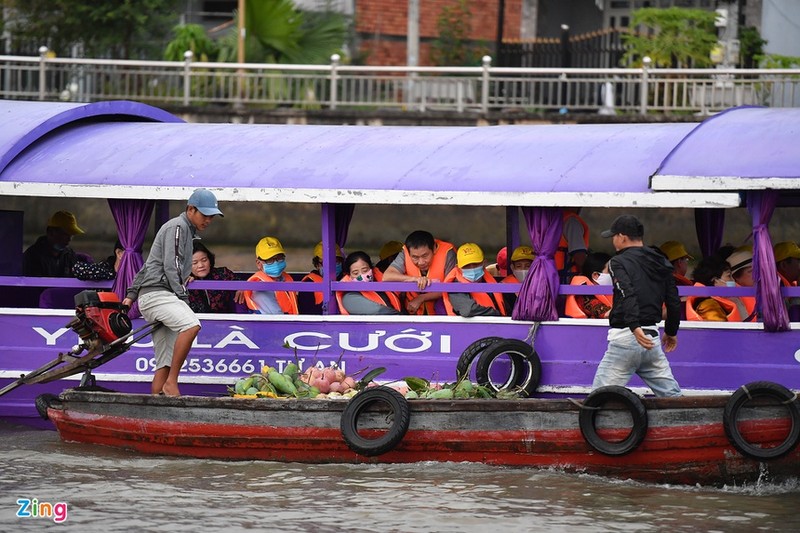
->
xmin=568 ymin=397 xmax=600 ymax=410
xmin=525 ymin=321 xmax=541 ymax=348
xmin=783 ymin=391 xmax=798 ymax=405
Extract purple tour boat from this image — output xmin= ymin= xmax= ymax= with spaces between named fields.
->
xmin=0 ymin=99 xmax=799 ymax=430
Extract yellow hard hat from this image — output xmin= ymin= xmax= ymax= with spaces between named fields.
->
xmin=510 ymin=245 xmax=535 ymax=262
xmin=47 ymin=211 xmax=84 ymax=235
xmin=457 ymin=242 xmax=484 ymax=269
xmin=379 ymin=240 xmax=404 ymax=261
xmin=256 ymin=236 xmax=285 ymax=260
xmin=774 ymin=241 xmax=800 ymax=263
xmin=659 ymin=241 xmax=693 ymax=262
xmin=313 ymin=241 xmax=343 ymax=260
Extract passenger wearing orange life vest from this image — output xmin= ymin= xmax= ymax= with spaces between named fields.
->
xmin=555 ymin=208 xmax=589 ymax=283
xmin=773 ymin=241 xmax=800 ymax=316
xmin=298 ymin=241 xmax=344 ymax=314
xmin=774 ymin=242 xmax=800 ymax=288
xmin=659 ymin=240 xmax=694 ymax=287
xmin=382 ymin=230 xmax=457 ymax=315
xmin=335 ymin=251 xmax=401 ymax=315
xmin=242 ymin=236 xmax=299 ymax=315
xmin=686 ymin=255 xmax=742 ymax=322
xmin=565 ymin=252 xmax=613 ymax=319
xmin=727 ymin=247 xmax=757 ymax=321
xmin=500 ymin=245 xmax=535 ymax=311
xmin=443 ymin=243 xmax=507 ymax=317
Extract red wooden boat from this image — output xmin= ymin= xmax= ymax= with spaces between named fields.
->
xmin=41 ymin=381 xmax=800 ymax=487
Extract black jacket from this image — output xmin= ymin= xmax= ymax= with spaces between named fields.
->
xmin=607 ymin=245 xmax=680 ymax=336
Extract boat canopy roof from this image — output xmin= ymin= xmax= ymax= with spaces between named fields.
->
xmin=652 ymin=106 xmax=800 ymax=192
xmin=0 ymin=100 xmax=797 ymax=208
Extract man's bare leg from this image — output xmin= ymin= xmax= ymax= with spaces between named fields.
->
xmin=152 ymin=367 xmax=170 ymax=394
xmin=161 ymin=325 xmax=200 ymax=396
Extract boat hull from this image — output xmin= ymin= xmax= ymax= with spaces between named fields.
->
xmin=4 ymin=310 xmax=800 ymax=425
xmin=46 ymin=390 xmax=800 ymax=487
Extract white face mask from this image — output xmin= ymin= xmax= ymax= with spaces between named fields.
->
xmin=514 ymin=269 xmax=528 ymax=282
xmin=596 ymin=273 xmax=613 ymax=286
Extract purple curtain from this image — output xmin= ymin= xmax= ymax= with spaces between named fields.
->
xmin=513 ymin=207 xmax=562 ymax=321
xmin=109 ymin=199 xmax=155 ymax=318
xmin=334 ymin=204 xmax=354 ymax=248
xmin=694 ymin=208 xmax=725 ymax=258
xmin=747 ymin=190 xmax=789 ymax=332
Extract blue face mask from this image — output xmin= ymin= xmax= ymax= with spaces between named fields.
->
xmin=336 ymin=263 xmax=343 ymax=277
xmin=461 ymin=266 xmax=484 ymax=282
xmin=263 ymin=259 xmax=286 ymax=278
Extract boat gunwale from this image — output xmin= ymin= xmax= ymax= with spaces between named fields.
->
xmin=57 ymin=390 xmax=733 ymax=413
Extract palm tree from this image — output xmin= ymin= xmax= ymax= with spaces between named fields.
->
xmin=216 ymin=0 xmax=348 ymax=65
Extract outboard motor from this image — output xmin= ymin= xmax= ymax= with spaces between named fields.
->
xmin=71 ymin=290 xmax=133 ymax=346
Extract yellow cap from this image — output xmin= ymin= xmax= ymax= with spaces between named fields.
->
xmin=256 ymin=236 xmax=285 ymax=260
xmin=47 ymin=211 xmax=84 ymax=235
xmin=379 ymin=240 xmax=404 ymax=261
xmin=313 ymin=241 xmax=343 ymax=260
xmin=510 ymin=245 xmax=535 ymax=262
xmin=774 ymin=241 xmax=800 ymax=262
xmin=457 ymin=242 xmax=484 ymax=269
xmin=659 ymin=241 xmax=693 ymax=262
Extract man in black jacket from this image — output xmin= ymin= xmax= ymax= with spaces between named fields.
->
xmin=592 ymin=215 xmax=682 ymax=397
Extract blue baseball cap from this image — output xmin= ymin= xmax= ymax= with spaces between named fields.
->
xmin=188 ymin=188 xmax=223 ymax=217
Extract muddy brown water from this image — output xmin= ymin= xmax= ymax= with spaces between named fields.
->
xmin=2 ymin=422 xmax=799 ymax=532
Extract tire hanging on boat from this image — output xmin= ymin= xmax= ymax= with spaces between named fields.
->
xmin=723 ymin=381 xmax=800 ymax=461
xmin=475 ymin=339 xmax=541 ymax=396
xmin=579 ymin=386 xmax=648 ymax=456
xmin=340 ymin=386 xmax=411 ymax=457
xmin=455 ymin=336 xmax=502 ymax=380
xmin=35 ymin=393 xmax=61 ymax=420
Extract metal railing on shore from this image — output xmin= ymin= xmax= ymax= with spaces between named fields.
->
xmin=2 ymin=49 xmax=799 ymax=115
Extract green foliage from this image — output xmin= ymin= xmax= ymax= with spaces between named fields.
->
xmin=757 ymin=54 xmax=800 ymax=69
xmin=430 ymin=0 xmax=482 ymax=66
xmin=738 ymin=26 xmax=766 ymax=68
xmin=5 ymin=0 xmax=181 ymax=59
xmin=164 ymin=24 xmax=218 ymax=62
xmin=622 ymin=7 xmax=718 ymax=68
xmin=216 ymin=0 xmax=347 ymax=65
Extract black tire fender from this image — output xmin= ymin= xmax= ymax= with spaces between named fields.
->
xmin=35 ymin=393 xmax=62 ymax=421
xmin=475 ymin=339 xmax=541 ymax=396
xmin=455 ymin=336 xmax=502 ymax=381
xmin=341 ymin=386 xmax=411 ymax=457
xmin=723 ymin=381 xmax=800 ymax=461
xmin=579 ymin=386 xmax=648 ymax=456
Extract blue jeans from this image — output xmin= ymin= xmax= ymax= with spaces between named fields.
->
xmin=592 ymin=328 xmax=681 ymax=397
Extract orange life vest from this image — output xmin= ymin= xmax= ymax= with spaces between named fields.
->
xmin=243 ymin=270 xmax=299 ymax=315
xmin=301 ymin=271 xmax=324 ymax=305
xmin=335 ymin=273 xmax=401 ymax=315
xmin=778 ymin=272 xmax=797 ymax=288
xmin=564 ymin=275 xmax=613 ymax=319
xmin=735 ymin=294 xmax=757 ymax=322
xmin=686 ymin=283 xmax=742 ymax=322
xmin=673 ymin=272 xmax=693 ymax=286
xmin=442 ymin=269 xmax=507 ymax=316
xmin=402 ymin=239 xmax=455 ymax=315
xmin=555 ymin=212 xmax=589 ymax=273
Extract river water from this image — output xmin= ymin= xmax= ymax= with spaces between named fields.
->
xmin=2 ymin=422 xmax=799 ymax=532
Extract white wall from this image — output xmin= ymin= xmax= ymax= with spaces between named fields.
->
xmin=762 ymin=0 xmax=800 ymax=56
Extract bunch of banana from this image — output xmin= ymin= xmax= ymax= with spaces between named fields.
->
xmin=229 ymin=362 xmax=320 ymax=399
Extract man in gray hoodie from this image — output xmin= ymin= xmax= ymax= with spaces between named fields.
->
xmin=592 ymin=214 xmax=682 ymax=397
xmin=123 ymin=189 xmax=223 ymax=396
